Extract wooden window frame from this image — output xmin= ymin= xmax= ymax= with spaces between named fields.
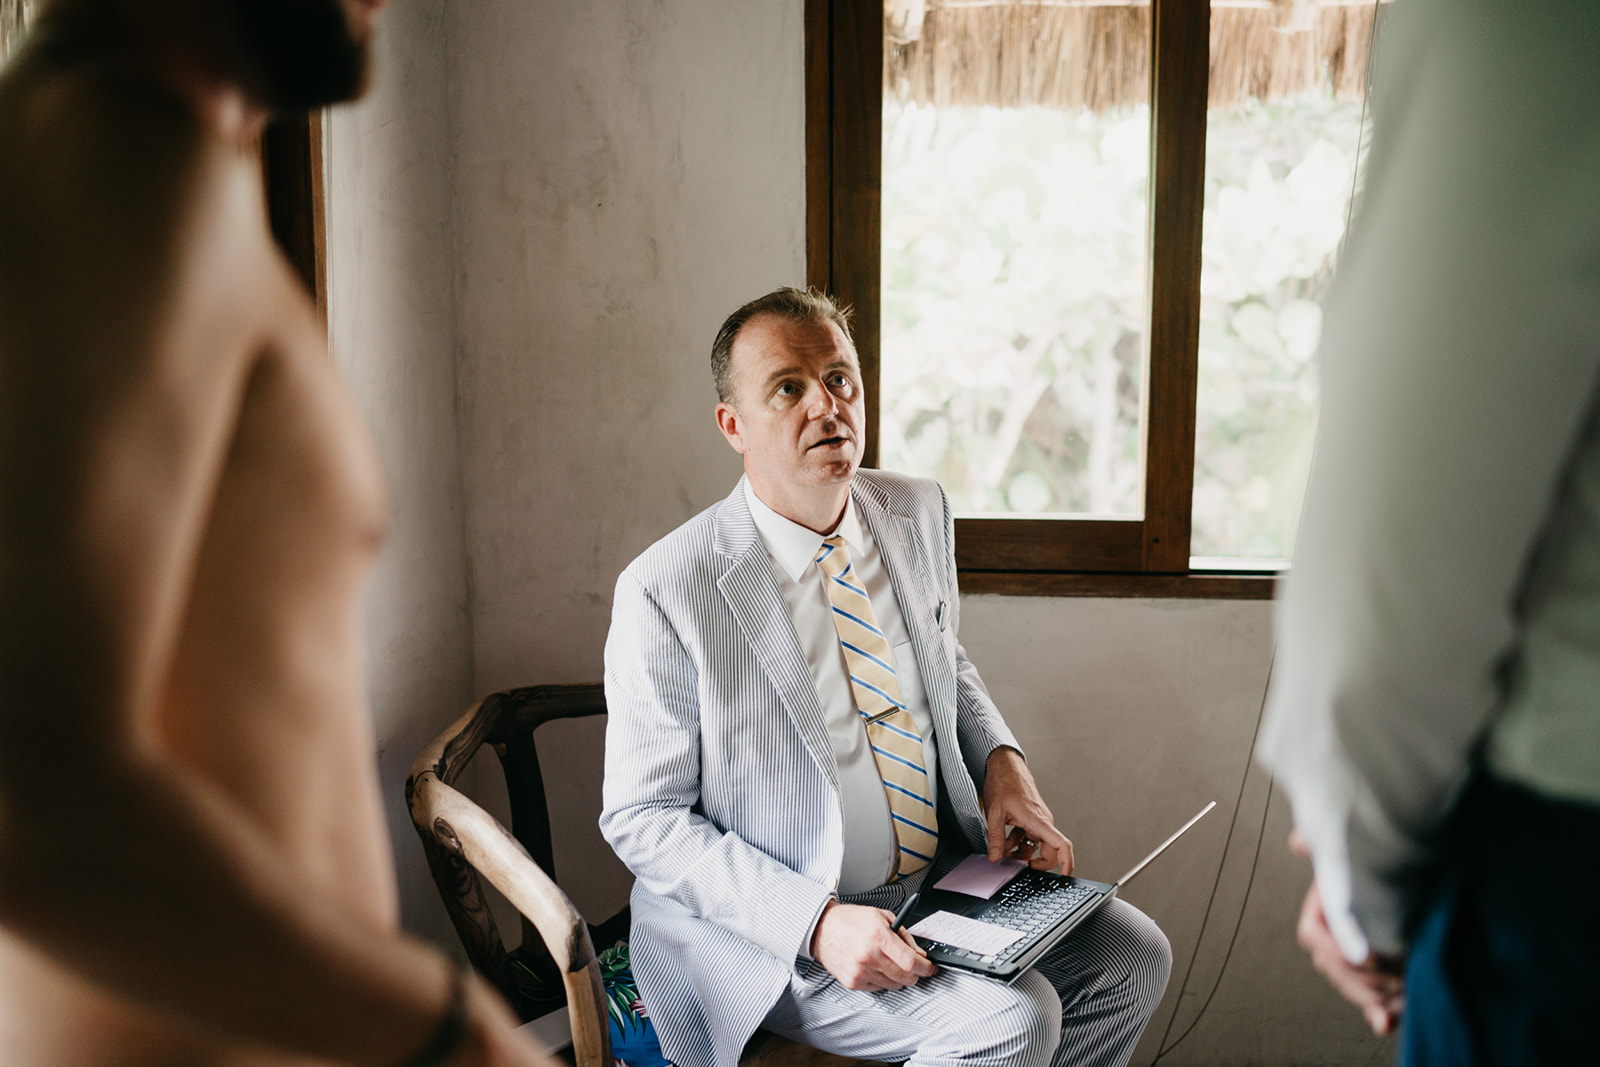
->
xmin=260 ymin=110 xmax=328 ymax=326
xmin=806 ymin=0 xmax=1276 ymax=599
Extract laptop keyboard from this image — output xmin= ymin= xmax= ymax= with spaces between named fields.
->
xmin=931 ymin=875 xmax=1100 ymax=967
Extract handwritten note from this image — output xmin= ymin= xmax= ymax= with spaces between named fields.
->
xmin=907 ymin=910 xmax=1025 ymax=956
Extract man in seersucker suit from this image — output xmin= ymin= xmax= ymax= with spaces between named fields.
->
xmin=600 ymin=288 xmax=1171 ymax=1067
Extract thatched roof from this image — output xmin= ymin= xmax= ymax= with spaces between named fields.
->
xmin=885 ymin=0 xmax=1390 ymax=112
xmin=6 ymin=1 xmax=1381 ymax=113
xmin=1 ymin=0 xmax=39 ymax=64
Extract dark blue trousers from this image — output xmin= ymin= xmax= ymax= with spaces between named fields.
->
xmin=1402 ymin=775 xmax=1600 ymax=1066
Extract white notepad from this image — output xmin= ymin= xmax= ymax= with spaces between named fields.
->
xmin=907 ymin=911 xmax=1025 ymax=955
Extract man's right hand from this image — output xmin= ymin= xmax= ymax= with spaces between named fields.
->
xmin=810 ymin=900 xmax=936 ymax=992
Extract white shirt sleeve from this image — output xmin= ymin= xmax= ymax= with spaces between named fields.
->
xmin=1256 ymin=0 xmax=1600 ymax=960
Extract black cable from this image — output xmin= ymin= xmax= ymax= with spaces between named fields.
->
xmin=1150 ymin=650 xmax=1274 ymax=1063
xmin=1152 ymin=12 xmax=1388 ymax=1056
xmin=1152 ymin=777 xmax=1275 ymax=1060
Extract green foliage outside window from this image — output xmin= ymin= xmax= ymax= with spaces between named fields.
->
xmin=881 ymin=92 xmax=1365 ymax=559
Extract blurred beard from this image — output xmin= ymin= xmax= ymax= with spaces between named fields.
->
xmin=234 ymin=0 xmax=369 ymax=111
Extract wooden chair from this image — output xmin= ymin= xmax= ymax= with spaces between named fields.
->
xmin=406 ymin=683 xmax=879 ymax=1067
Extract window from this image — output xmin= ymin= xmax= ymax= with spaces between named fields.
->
xmin=807 ymin=0 xmax=1387 ymax=597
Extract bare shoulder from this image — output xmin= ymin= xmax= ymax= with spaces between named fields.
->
xmin=0 ymin=52 xmax=270 ymax=402
xmin=0 ymin=52 xmax=298 ymax=706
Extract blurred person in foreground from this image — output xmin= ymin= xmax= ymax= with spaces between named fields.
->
xmin=0 ymin=2 xmax=550 ymax=1064
xmin=1258 ymin=0 xmax=1600 ymax=1062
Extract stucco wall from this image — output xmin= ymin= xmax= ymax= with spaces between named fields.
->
xmin=447 ymin=0 xmax=802 ymax=699
xmin=325 ymin=0 xmax=476 ymax=949
xmin=329 ymin=1 xmax=1397 ymax=1062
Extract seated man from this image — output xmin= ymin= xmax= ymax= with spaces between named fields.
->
xmin=600 ymin=288 xmax=1171 ymax=1067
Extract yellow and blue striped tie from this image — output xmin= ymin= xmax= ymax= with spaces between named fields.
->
xmin=815 ymin=535 xmax=937 ymax=876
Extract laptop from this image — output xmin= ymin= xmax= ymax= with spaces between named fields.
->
xmin=902 ymin=802 xmax=1215 ymax=984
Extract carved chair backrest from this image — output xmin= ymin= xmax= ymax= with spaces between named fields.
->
xmin=408 ymin=683 xmax=608 ymax=1020
xmin=408 ymin=684 xmax=883 ymax=1067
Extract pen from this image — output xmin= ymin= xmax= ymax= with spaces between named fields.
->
xmin=890 ymin=891 xmax=920 ymax=932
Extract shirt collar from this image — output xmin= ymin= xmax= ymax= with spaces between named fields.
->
xmin=743 ymin=478 xmax=866 ymax=582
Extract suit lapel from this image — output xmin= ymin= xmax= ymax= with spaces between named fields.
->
xmin=854 ymin=477 xmax=990 ymax=849
xmin=714 ymin=480 xmax=840 ymax=791
xmin=852 ymin=478 xmax=957 ymax=736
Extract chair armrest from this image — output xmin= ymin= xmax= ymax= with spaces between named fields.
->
xmin=408 ymin=770 xmax=612 ymax=1067
xmin=412 ymin=698 xmax=498 ymax=788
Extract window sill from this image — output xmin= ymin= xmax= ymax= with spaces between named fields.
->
xmin=957 ymin=570 xmax=1279 ymax=600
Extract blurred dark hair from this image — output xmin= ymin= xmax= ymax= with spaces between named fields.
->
xmin=235 ymin=0 xmax=369 ymax=111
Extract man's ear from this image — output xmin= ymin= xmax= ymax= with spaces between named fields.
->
xmin=715 ymin=402 xmax=744 ymax=454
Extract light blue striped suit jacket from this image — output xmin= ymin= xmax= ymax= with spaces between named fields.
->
xmin=600 ymin=470 xmax=1019 ymax=1067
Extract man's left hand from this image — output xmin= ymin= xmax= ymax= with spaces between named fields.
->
xmin=1288 ymin=832 xmax=1405 ymax=1036
xmin=982 ymin=747 xmax=1073 ymax=874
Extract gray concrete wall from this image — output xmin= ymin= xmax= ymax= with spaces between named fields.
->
xmin=329 ymin=1 xmax=1397 ymax=1062
xmin=445 ymin=0 xmax=805 ymax=923
xmin=447 ymin=0 xmax=801 ymax=700
xmin=324 ymin=0 xmax=476 ymax=950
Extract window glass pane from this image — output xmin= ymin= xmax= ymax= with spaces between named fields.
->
xmin=1192 ymin=1 xmax=1386 ymax=562
xmin=880 ymin=3 xmax=1151 ymax=517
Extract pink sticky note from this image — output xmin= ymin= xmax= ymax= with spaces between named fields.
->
xmin=933 ymin=854 xmax=1026 ymax=898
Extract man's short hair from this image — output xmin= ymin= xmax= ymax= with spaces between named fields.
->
xmin=711 ymin=287 xmax=854 ymax=405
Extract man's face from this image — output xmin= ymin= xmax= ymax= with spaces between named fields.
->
xmin=716 ymin=314 xmax=866 ymax=516
xmin=231 ymin=0 xmax=380 ymax=109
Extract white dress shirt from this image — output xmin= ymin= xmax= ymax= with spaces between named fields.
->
xmin=744 ymin=479 xmax=940 ymax=894
xmin=1257 ymin=0 xmax=1600 ymax=962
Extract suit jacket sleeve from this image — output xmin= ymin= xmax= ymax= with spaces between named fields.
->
xmin=600 ymin=569 xmax=834 ymax=966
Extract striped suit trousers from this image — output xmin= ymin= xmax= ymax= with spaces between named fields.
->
xmin=762 ymin=896 xmax=1171 ymax=1067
